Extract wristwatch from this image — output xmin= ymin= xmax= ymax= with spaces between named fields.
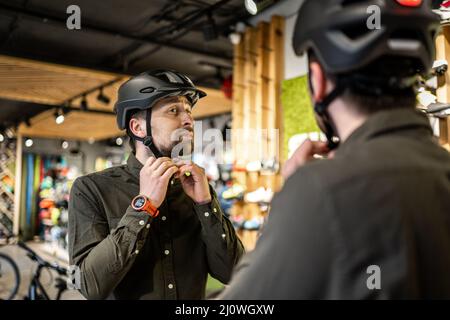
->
xmin=131 ymin=195 xmax=159 ymax=218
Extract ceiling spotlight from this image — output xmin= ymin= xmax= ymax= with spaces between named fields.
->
xmin=244 ymin=0 xmax=275 ymax=15
xmin=80 ymin=95 xmax=89 ymax=111
xmin=229 ymin=32 xmax=241 ymax=45
xmin=55 ymin=109 xmax=65 ymax=125
xmin=5 ymin=128 xmax=14 ymax=139
xmin=97 ymin=88 xmax=111 ymax=105
xmin=235 ymin=22 xmax=246 ymax=33
xmin=0 ymin=133 xmax=4 ymax=143
xmin=56 ymin=114 xmax=65 ymax=124
xmin=116 ymin=137 xmax=123 ymax=146
xmin=61 ymin=140 xmax=69 ymax=149
xmin=245 ymin=0 xmax=258 ymax=15
xmin=25 ymin=138 xmax=33 ymax=148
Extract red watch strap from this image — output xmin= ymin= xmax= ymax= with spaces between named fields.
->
xmin=143 ymin=198 xmax=159 ymax=218
xmin=132 ymin=195 xmax=159 ymax=218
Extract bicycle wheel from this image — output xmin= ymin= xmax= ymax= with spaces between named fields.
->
xmin=0 ymin=253 xmax=20 ymax=300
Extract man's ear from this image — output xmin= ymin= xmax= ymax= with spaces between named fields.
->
xmin=129 ymin=117 xmax=146 ymax=138
xmin=309 ymin=61 xmax=327 ymax=103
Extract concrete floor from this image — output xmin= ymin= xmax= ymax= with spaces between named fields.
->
xmin=0 ymin=241 xmax=84 ymax=300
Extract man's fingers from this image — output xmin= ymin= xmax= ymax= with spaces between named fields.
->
xmin=154 ymin=160 xmax=177 ymax=177
xmin=149 ymin=157 xmax=173 ymax=171
xmin=311 ymin=141 xmax=330 ymax=155
xmin=179 ymin=164 xmax=193 ymax=175
xmin=173 ymin=159 xmax=192 ymax=167
xmin=161 ymin=166 xmax=179 ymax=181
xmin=144 ymin=156 xmax=157 ymax=168
xmin=291 ymin=139 xmax=313 ymax=164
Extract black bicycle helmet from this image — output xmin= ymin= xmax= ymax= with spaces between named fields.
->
xmin=292 ymin=0 xmax=440 ymax=149
xmin=114 ymin=69 xmax=206 ymax=156
xmin=293 ymin=0 xmax=440 ymax=76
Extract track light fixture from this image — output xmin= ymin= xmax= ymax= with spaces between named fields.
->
xmin=80 ymin=95 xmax=89 ymax=111
xmin=54 ymin=109 xmax=65 ymax=125
xmin=97 ymin=88 xmax=111 ymax=105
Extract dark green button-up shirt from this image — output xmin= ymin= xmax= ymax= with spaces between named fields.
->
xmin=68 ymin=153 xmax=244 ymax=300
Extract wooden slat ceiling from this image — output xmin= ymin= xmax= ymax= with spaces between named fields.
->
xmin=0 ymin=55 xmax=117 ymax=105
xmin=0 ymin=55 xmax=231 ymax=140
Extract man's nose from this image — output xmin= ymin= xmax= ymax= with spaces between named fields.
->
xmin=182 ymin=112 xmax=193 ymax=128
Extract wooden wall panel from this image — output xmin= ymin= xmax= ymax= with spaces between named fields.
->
xmin=230 ymin=16 xmax=285 ymax=251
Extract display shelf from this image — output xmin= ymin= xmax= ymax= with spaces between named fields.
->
xmin=0 ymin=140 xmax=16 ymax=235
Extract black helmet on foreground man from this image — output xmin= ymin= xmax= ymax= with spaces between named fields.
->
xmin=114 ymin=69 xmax=206 ymax=157
xmin=292 ymin=0 xmax=440 ymax=149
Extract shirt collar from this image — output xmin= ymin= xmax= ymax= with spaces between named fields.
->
xmin=126 ymin=152 xmax=143 ymax=178
xmin=125 ymin=152 xmax=181 ymax=188
xmin=337 ymin=108 xmax=433 ymax=156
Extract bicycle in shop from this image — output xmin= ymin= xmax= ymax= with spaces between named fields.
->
xmin=0 ymin=233 xmax=20 ymax=300
xmin=0 ymin=236 xmax=70 ymax=300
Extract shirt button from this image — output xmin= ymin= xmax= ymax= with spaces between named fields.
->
xmin=164 ymin=250 xmax=170 ymax=255
xmin=221 ymin=233 xmax=226 ymax=239
xmin=170 ymin=180 xmax=174 ymax=185
xmin=204 ymin=212 xmax=210 ymax=217
xmin=139 ymin=220 xmax=145 ymax=226
xmin=213 ymin=208 xmax=217 ymax=213
xmin=161 ymin=216 xmax=167 ymax=221
xmin=168 ymin=284 xmax=174 ymax=289
xmin=146 ymin=224 xmax=150 ymax=229
xmin=135 ymin=250 xmax=139 ymax=254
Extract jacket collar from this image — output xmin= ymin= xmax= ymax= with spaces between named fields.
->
xmin=125 ymin=152 xmax=181 ymax=188
xmin=126 ymin=152 xmax=143 ymax=178
xmin=337 ymin=108 xmax=433 ymax=156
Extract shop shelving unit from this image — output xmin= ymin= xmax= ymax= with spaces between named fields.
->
xmin=0 ymin=140 xmax=17 ymax=235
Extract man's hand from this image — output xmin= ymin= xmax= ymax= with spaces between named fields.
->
xmin=139 ymin=157 xmax=179 ymax=208
xmin=177 ymin=161 xmax=212 ymax=204
xmin=281 ymin=139 xmax=331 ymax=180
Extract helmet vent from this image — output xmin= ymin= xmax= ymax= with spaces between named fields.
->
xmin=390 ymin=29 xmax=425 ymax=44
xmin=341 ymin=22 xmax=371 ymax=41
xmin=341 ymin=0 xmax=366 ymax=6
xmin=140 ymin=87 xmax=155 ymax=93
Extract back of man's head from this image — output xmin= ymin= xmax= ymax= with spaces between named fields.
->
xmin=294 ymin=0 xmax=440 ymax=115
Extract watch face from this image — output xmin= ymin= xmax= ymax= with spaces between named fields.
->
xmin=133 ymin=196 xmax=146 ymax=209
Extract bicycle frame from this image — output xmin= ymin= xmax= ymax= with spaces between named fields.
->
xmin=18 ymin=241 xmax=68 ymax=300
xmin=28 ymin=263 xmax=51 ymax=300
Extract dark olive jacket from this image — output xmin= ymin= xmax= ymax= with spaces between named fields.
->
xmin=221 ymin=108 xmax=450 ymax=299
xmin=69 ymin=153 xmax=244 ymax=300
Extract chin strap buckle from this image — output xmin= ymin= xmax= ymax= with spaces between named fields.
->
xmin=143 ymin=136 xmax=153 ymax=147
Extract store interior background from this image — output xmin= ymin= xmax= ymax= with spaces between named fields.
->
xmin=1 ymin=0 xmax=449 ymax=299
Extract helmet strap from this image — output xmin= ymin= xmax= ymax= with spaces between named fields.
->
xmin=130 ymin=109 xmax=164 ymax=158
xmin=308 ymin=73 xmax=346 ymax=150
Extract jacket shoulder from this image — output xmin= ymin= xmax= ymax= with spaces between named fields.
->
xmin=72 ymin=164 xmax=128 ymax=193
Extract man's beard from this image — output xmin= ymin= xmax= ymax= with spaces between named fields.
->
xmin=160 ymin=137 xmax=194 ymax=159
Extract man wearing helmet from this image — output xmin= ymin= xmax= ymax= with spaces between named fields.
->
xmin=68 ymin=70 xmax=244 ymax=300
xmin=220 ymin=0 xmax=450 ymax=299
